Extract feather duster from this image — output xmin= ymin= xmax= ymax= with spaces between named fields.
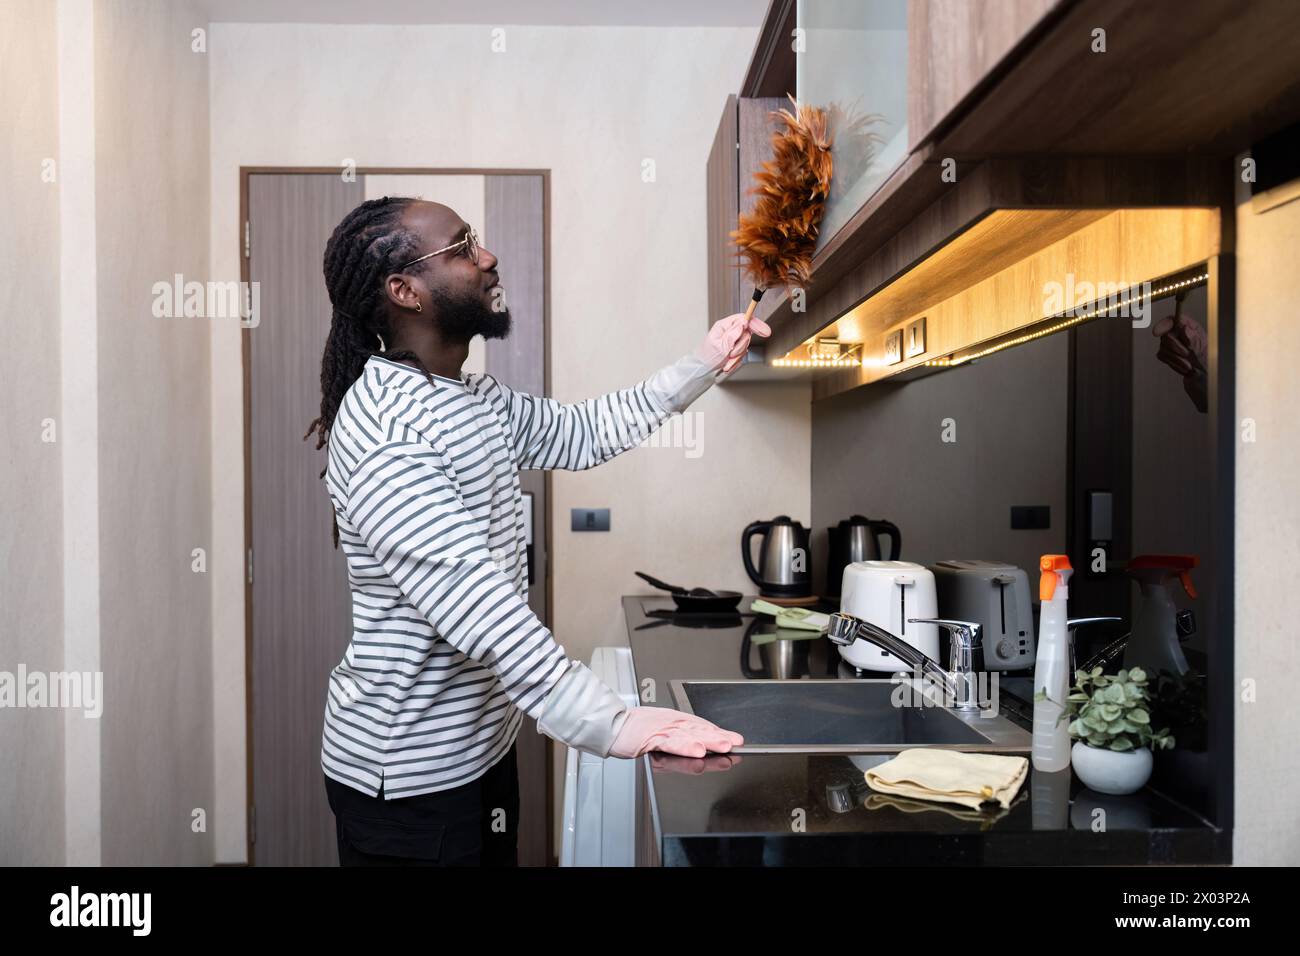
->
xmin=730 ymin=95 xmax=880 ymax=321
xmin=730 ymin=94 xmax=834 ymax=319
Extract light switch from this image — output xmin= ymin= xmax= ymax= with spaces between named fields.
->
xmin=905 ymin=316 xmax=927 ymax=358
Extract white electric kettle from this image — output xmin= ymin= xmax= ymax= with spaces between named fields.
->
xmin=837 ymin=561 xmax=939 ymax=673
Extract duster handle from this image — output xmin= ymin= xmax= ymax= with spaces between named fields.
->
xmin=743 ymin=287 xmax=764 ymax=322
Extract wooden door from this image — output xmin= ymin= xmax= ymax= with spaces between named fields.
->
xmin=483 ymin=174 xmax=552 ymax=864
xmin=248 ymin=173 xmax=361 ymax=866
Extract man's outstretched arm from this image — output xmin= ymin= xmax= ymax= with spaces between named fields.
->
xmin=478 ymin=313 xmax=770 ymax=471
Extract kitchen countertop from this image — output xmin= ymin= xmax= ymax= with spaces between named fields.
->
xmin=623 ymin=595 xmax=1229 ymax=867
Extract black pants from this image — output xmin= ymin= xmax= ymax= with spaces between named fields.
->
xmin=324 ymin=743 xmax=520 ymax=866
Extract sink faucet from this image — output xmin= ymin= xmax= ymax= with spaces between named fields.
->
xmin=826 ymin=612 xmax=985 ymax=712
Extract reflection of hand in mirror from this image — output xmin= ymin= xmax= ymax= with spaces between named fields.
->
xmin=649 ymin=752 xmax=743 ymax=775
xmin=1153 ymin=313 xmax=1207 ymax=375
xmin=1152 ymin=309 xmax=1209 ymax=413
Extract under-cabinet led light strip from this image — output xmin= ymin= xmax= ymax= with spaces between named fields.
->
xmin=937 ymin=273 xmax=1209 ymax=368
xmin=772 ymin=272 xmax=1209 ymax=371
xmin=770 ymin=356 xmax=865 ymax=368
xmin=771 ymin=340 xmax=864 ymax=368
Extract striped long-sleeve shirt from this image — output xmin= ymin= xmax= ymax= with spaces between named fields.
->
xmin=320 ymin=353 xmax=703 ymax=798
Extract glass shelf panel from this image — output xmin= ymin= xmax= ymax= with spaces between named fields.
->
xmin=796 ymin=0 xmax=909 ymax=250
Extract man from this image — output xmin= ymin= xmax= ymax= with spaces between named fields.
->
xmin=305 ymin=197 xmax=767 ymax=866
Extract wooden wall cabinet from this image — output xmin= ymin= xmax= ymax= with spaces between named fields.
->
xmin=907 ymin=0 xmax=1061 ymax=151
xmin=713 ymin=0 xmax=1300 ymax=395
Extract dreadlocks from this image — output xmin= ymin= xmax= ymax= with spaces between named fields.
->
xmin=304 ymin=195 xmax=436 ymax=545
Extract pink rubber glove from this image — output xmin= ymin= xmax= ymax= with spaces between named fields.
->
xmin=609 ymin=707 xmax=744 ymax=759
xmin=695 ymin=312 xmax=773 ymax=376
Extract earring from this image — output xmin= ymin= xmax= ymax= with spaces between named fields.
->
xmin=414 ymin=301 xmax=423 ymax=313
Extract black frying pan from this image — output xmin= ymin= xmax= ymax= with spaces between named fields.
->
xmin=634 ymin=571 xmax=743 ymax=613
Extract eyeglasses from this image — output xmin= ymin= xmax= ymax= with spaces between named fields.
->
xmin=399 ymin=225 xmax=480 ymax=270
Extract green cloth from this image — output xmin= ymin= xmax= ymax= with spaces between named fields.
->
xmin=749 ymin=599 xmax=829 ymax=633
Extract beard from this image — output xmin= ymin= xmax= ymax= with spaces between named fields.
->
xmin=428 ymin=284 xmax=512 ymax=342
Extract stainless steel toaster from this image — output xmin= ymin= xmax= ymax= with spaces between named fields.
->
xmin=929 ymin=560 xmax=1035 ymax=672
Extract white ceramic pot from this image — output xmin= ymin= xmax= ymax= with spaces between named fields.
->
xmin=1071 ymin=741 xmax=1153 ymax=795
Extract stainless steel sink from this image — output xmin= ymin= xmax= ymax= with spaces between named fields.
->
xmin=669 ymin=678 xmax=1031 ymax=754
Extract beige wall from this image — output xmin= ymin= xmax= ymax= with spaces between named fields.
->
xmin=0 ymin=0 xmax=213 ymax=865
xmin=56 ymin=0 xmax=102 ymax=869
xmin=0 ymin=0 xmax=66 ymax=867
xmin=207 ymin=22 xmax=812 ymax=861
xmin=92 ymin=0 xmax=213 ymax=866
xmin=1233 ymin=180 xmax=1300 ymax=865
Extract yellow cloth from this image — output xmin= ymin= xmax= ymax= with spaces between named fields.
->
xmin=863 ymin=748 xmax=1029 ymax=811
xmin=863 ymin=789 xmax=1025 ymax=828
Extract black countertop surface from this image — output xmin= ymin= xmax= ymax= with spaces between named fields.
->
xmin=623 ymin=595 xmax=1229 ymax=866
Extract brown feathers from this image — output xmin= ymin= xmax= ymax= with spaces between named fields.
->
xmin=730 ymin=94 xmax=834 ymax=292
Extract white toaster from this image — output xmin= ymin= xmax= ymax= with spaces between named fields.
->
xmin=837 ymin=561 xmax=939 ymax=673
xmin=929 ymin=560 xmax=1035 ymax=671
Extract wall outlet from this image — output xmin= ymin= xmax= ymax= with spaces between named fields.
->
xmin=571 ymin=508 xmax=610 ymax=532
xmin=905 ymin=316 xmax=927 ymax=358
xmin=884 ymin=329 xmax=903 ymax=365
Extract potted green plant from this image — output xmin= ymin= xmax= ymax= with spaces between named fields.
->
xmin=1064 ymin=666 xmax=1174 ymax=795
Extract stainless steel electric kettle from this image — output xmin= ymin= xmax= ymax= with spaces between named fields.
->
xmin=741 ymin=516 xmax=812 ymax=598
xmin=825 ymin=515 xmax=902 ymax=598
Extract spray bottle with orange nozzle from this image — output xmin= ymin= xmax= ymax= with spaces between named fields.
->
xmin=1032 ymin=555 xmax=1074 ymax=772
